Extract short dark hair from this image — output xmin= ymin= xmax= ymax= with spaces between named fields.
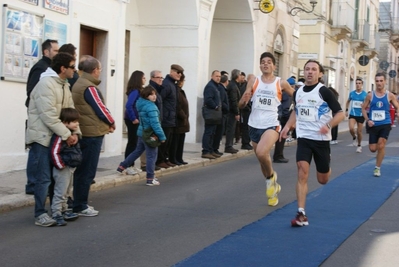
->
xmin=51 ymin=52 xmax=75 ymax=74
xmin=304 ymin=60 xmax=325 ymax=74
xmin=42 ymin=39 xmax=58 ymax=54
xmin=140 ymin=85 xmax=156 ymax=99
xmin=375 ymin=72 xmax=386 ymax=80
xmin=221 ymin=71 xmax=228 ymax=76
xmin=356 ymin=78 xmax=363 ymax=84
xmin=59 ymin=43 xmax=77 ymax=56
xmin=260 ymin=52 xmax=276 ymax=65
xmin=60 ymin=108 xmax=80 ymax=123
xmin=220 ymin=75 xmax=228 ymax=83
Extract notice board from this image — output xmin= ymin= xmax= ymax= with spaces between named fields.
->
xmin=1 ymin=4 xmax=44 ymax=82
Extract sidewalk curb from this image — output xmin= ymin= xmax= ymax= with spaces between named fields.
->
xmin=0 ymin=149 xmax=255 ymax=213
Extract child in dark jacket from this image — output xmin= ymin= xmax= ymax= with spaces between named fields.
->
xmin=50 ymin=108 xmax=82 ymax=226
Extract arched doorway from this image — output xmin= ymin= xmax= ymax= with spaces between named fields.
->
xmin=209 ymin=0 xmax=254 ymax=76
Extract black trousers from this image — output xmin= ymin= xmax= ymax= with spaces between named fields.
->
xmin=124 ymin=119 xmax=139 ymax=164
xmin=225 ymin=113 xmax=237 ymax=149
xmin=240 ymin=109 xmax=251 ymax=146
xmin=157 ymin=127 xmax=174 ymax=163
xmin=213 ymin=114 xmax=227 ymax=152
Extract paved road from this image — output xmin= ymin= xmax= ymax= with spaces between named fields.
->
xmin=0 ymin=127 xmax=398 ymax=266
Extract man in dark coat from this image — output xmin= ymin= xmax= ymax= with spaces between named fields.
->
xmin=156 ymin=64 xmax=184 ymax=169
xmin=201 ymin=70 xmax=222 ymax=159
xmin=213 ymin=74 xmax=229 ymax=156
xmin=225 ymin=69 xmax=241 ymax=154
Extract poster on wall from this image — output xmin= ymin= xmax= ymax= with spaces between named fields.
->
xmin=1 ymin=5 xmax=44 ymax=82
xmin=19 ymin=0 xmax=39 ymax=5
xmin=44 ymin=0 xmax=69 ymax=15
xmin=44 ymin=19 xmax=67 ymax=46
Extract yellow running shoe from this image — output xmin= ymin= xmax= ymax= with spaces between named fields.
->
xmin=268 ymin=195 xmax=279 ymax=206
xmin=265 ymin=172 xmax=281 ymax=198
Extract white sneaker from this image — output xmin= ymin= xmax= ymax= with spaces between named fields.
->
xmin=146 ymin=178 xmax=160 ymax=186
xmin=352 ymin=136 xmax=357 ymax=146
xmin=356 ymin=146 xmax=362 ymax=153
xmin=374 ymin=168 xmax=381 ymax=177
xmin=126 ymin=167 xmax=139 ymax=175
xmin=78 ymin=207 xmax=99 ymax=217
xmin=35 ymin=213 xmax=56 ymax=227
xmin=392 ymin=124 xmax=396 ymax=128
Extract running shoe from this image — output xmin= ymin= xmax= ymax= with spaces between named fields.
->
xmin=35 ymin=213 xmax=56 ymax=227
xmin=146 ymin=179 xmax=160 ymax=186
xmin=356 ymin=146 xmax=362 ymax=153
xmin=126 ymin=167 xmax=139 ymax=175
xmin=291 ymin=211 xmax=309 ymax=227
xmin=266 ymin=172 xmax=281 ymax=199
xmin=374 ymin=168 xmax=381 ymax=177
xmin=352 ymin=136 xmax=357 ymax=146
xmin=78 ymin=207 xmax=99 ymax=217
xmin=268 ymin=196 xmax=279 ymax=206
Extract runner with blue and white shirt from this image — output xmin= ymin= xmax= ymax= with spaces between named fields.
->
xmin=362 ymin=73 xmax=399 ymax=177
xmin=345 ymin=78 xmax=367 ymax=153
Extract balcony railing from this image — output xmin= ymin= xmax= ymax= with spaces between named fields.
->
xmin=330 ymin=1 xmax=355 ymax=33
xmin=353 ymin=19 xmax=370 ymax=43
xmin=392 ymin=17 xmax=399 ymax=35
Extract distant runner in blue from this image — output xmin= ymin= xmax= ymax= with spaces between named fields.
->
xmin=362 ymin=73 xmax=399 ymax=177
xmin=345 ymin=78 xmax=367 ymax=153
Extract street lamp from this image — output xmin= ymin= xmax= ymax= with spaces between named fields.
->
xmin=289 ymin=0 xmax=317 ymax=16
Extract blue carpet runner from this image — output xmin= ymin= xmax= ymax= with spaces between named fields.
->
xmin=175 ymin=157 xmax=399 ymax=267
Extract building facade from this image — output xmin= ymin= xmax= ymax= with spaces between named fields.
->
xmin=378 ymin=0 xmax=399 ymax=93
xmin=297 ymin=0 xmax=380 ymax=106
xmin=0 ymin=0 xmax=301 ymax=173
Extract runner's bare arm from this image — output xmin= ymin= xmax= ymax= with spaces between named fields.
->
xmin=238 ymin=74 xmax=255 ymax=109
xmin=389 ymin=92 xmax=399 ymax=117
xmin=362 ymin=93 xmax=371 ymax=121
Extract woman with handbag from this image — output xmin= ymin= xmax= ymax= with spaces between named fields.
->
xmin=117 ymin=86 xmax=166 ymax=186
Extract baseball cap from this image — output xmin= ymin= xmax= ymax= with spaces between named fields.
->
xmin=287 ymin=77 xmax=296 ymax=85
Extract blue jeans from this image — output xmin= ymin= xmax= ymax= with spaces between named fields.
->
xmin=202 ymin=123 xmax=217 ymax=154
xmin=120 ymin=137 xmax=157 ymax=179
xmin=30 ymin=143 xmax=52 ymax=217
xmin=25 ymin=147 xmax=37 ymax=193
xmin=73 ymin=136 xmax=103 ymax=212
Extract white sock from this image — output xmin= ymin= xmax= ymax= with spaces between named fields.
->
xmin=298 ymin=208 xmax=305 ymax=215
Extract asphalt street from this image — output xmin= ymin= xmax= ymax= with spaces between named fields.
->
xmin=0 ymin=128 xmax=398 ymax=267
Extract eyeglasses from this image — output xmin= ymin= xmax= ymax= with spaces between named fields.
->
xmin=153 ymin=76 xmax=164 ymax=80
xmin=173 ymin=69 xmax=182 ymax=75
xmin=67 ymin=65 xmax=75 ymax=69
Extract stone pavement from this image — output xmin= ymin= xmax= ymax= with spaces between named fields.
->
xmin=0 ymin=120 xmax=349 ymax=213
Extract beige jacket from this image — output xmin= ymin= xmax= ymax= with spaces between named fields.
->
xmin=26 ymin=68 xmax=81 ymax=147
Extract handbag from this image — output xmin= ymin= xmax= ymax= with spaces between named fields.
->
xmin=142 ymin=128 xmax=161 ymax=148
xmin=202 ymin=106 xmax=222 ymax=124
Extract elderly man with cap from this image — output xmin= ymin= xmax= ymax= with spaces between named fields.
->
xmin=156 ymin=64 xmax=184 ymax=169
xmin=273 ymin=77 xmax=295 ymax=163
